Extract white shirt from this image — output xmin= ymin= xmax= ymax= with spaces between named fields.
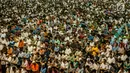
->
xmin=94 ymin=36 xmax=99 ymax=42
xmin=107 ymin=57 xmax=115 ymax=64
xmin=90 ymin=42 xmax=94 ymax=46
xmin=1 ymin=54 xmax=6 ymax=65
xmin=100 ymin=63 xmax=108 ymax=70
xmin=28 ymin=46 xmax=33 ymax=52
xmin=37 ymin=41 xmax=41 ymax=46
xmin=33 ymin=35 xmax=38 ymax=41
xmin=93 ymin=63 xmax=99 ymax=70
xmin=67 ymin=29 xmax=72 ymax=34
xmin=2 ymin=28 xmax=8 ymax=32
xmin=1 ymin=39 xmax=8 ymax=46
xmin=26 ymin=39 xmax=32 ymax=45
xmin=65 ymin=48 xmax=72 ymax=55
xmin=0 ymin=44 xmax=3 ymax=51
xmin=61 ymin=54 xmax=67 ymax=59
xmin=64 ymin=37 xmax=70 ymax=41
xmin=75 ymin=51 xmax=82 ymax=56
xmin=65 ymin=62 xmax=68 ymax=69
xmin=22 ymin=32 xmax=29 ymax=38
xmin=18 ymin=52 xmax=25 ymax=58
xmin=1 ymin=33 xmax=6 ymax=38
xmin=7 ymin=56 xmax=12 ymax=62
xmin=57 ymin=54 xmax=61 ymax=60
xmin=106 ymin=44 xmax=112 ymax=52
xmin=54 ymin=19 xmax=57 ymax=24
xmin=121 ymin=55 xmax=128 ymax=61
xmin=21 ymin=69 xmax=27 ymax=73
xmin=54 ymin=26 xmax=58 ymax=30
xmin=19 ymin=36 xmax=24 ymax=40
xmin=14 ymin=42 xmax=19 ymax=47
xmin=123 ymin=39 xmax=128 ymax=44
xmin=61 ymin=62 xmax=65 ymax=68
xmin=64 ymin=24 xmax=66 ymax=29
xmin=59 ymin=31 xmax=64 ymax=35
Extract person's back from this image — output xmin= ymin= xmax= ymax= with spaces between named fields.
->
xmin=31 ymin=62 xmax=39 ymax=73
xmin=7 ymin=47 xmax=13 ymax=55
xmin=26 ymin=60 xmax=32 ymax=72
xmin=18 ymin=40 xmax=24 ymax=49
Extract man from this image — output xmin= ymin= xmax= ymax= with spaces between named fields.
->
xmin=26 ymin=59 xmax=32 ymax=73
xmin=31 ymin=61 xmax=39 ymax=73
xmin=107 ymin=55 xmax=115 ymax=64
xmin=18 ymin=39 xmax=25 ymax=51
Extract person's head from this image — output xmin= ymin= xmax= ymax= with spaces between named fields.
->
xmin=103 ymin=59 xmax=106 ymax=64
xmin=100 ymin=70 xmax=105 ymax=73
xmin=126 ymin=58 xmax=130 ymax=63
xmin=33 ymin=61 xmax=36 ymax=65
xmin=52 ymin=67 xmax=55 ymax=71
xmin=12 ymin=67 xmax=16 ymax=71
xmin=20 ymin=39 xmax=22 ymax=42
xmin=110 ymin=54 xmax=112 ymax=58
xmin=60 ymin=69 xmax=64 ymax=73
xmin=70 ymin=62 xmax=74 ymax=67
xmin=120 ymin=66 xmax=124 ymax=71
xmin=91 ymin=69 xmax=96 ymax=73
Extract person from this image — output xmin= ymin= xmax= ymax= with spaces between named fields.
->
xmin=123 ymin=59 xmax=130 ymax=73
xmin=100 ymin=59 xmax=109 ymax=71
xmin=85 ymin=66 xmax=90 ymax=73
xmin=40 ymin=63 xmax=47 ymax=73
xmin=31 ymin=61 xmax=39 ymax=73
xmin=7 ymin=47 xmax=13 ymax=55
xmin=18 ymin=39 xmax=25 ymax=51
xmin=26 ymin=59 xmax=32 ymax=73
xmin=107 ymin=55 xmax=115 ymax=64
xmin=47 ymin=67 xmax=58 ymax=73
xmin=1 ymin=52 xmax=6 ymax=73
xmin=118 ymin=67 xmax=126 ymax=73
xmin=120 ymin=53 xmax=128 ymax=61
xmin=91 ymin=45 xmax=99 ymax=57
xmin=68 ymin=62 xmax=75 ymax=73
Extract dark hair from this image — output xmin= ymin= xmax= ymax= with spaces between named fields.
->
xmin=91 ymin=69 xmax=96 ymax=73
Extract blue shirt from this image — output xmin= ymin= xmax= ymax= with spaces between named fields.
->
xmin=32 ymin=30 xmax=37 ymax=34
xmin=88 ymin=35 xmax=94 ymax=41
xmin=112 ymin=46 xmax=118 ymax=51
xmin=40 ymin=67 xmax=46 ymax=73
xmin=15 ymin=26 xmax=22 ymax=31
xmin=54 ymin=47 xmax=59 ymax=52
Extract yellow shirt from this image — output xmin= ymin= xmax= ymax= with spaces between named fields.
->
xmin=92 ymin=47 xmax=99 ymax=56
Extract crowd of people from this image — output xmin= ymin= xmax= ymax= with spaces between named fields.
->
xmin=0 ymin=0 xmax=130 ymax=73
